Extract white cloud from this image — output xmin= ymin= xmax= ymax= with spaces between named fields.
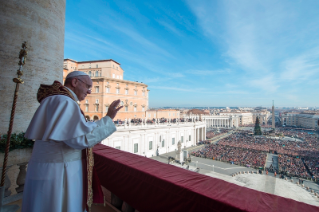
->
xmin=280 ymin=48 xmax=319 ymax=82
xmin=187 ymin=69 xmax=231 ymax=76
xmin=156 ymin=20 xmax=182 ymax=36
xmin=151 ymin=86 xmax=205 ymax=92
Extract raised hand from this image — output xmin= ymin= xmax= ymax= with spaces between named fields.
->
xmin=106 ymin=99 xmax=123 ymax=120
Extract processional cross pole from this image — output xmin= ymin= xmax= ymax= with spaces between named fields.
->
xmin=1 ymin=42 xmax=28 ymax=187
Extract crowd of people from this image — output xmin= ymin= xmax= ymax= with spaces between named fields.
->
xmin=114 ymin=117 xmax=196 ymax=125
xmin=191 ymin=144 xmax=267 ymax=168
xmin=278 ymin=154 xmax=310 ymax=178
xmin=192 ymin=128 xmax=319 ymax=179
xmin=206 ymin=129 xmax=231 ymax=139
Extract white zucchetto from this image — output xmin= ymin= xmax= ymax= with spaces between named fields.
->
xmin=66 ymin=71 xmax=89 ymax=79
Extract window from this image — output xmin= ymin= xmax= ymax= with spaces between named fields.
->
xmin=120 ymin=101 xmax=124 ymax=106
xmin=96 ymin=99 xmax=99 ymax=103
xmin=134 ymin=91 xmax=137 ymax=96
xmin=142 ymin=107 xmax=145 ymax=112
xmin=125 ymin=106 xmax=128 ymax=111
xmin=116 ymin=88 xmax=119 ymax=94
xmin=95 ymin=86 xmax=99 ymax=93
xmin=106 ymin=87 xmax=110 ymax=93
xmin=105 ymin=106 xmax=108 ymax=111
xmin=85 ymin=105 xmax=88 ymax=112
xmin=134 ymin=107 xmax=137 ymax=112
xmin=162 ymin=139 xmax=165 ymax=147
xmin=85 ymin=100 xmax=88 ymax=103
xmin=169 ymin=113 xmax=170 ymax=116
xmin=181 ymin=136 xmax=184 ymax=143
xmin=149 ymin=141 xmax=152 ymax=150
xmin=130 ymin=102 xmax=132 ymax=105
xmin=96 ymin=105 xmax=99 ymax=112
xmin=95 ymin=71 xmax=99 ymax=77
xmin=96 ymin=64 xmax=98 ymax=68
xmin=115 ymin=146 xmax=120 ymax=150
xmin=172 ymin=138 xmax=175 ymax=145
xmin=148 ymin=114 xmax=151 ymax=117
xmin=112 ymin=74 xmax=115 ymax=78
xmin=125 ymin=90 xmax=128 ymax=95
xmin=134 ymin=143 xmax=138 ymax=153
xmin=142 ymin=91 xmax=145 ymax=96
xmin=189 ymin=135 xmax=191 ymax=141
xmin=117 ymin=83 xmax=119 ymax=86
xmin=88 ymin=71 xmax=91 ymax=77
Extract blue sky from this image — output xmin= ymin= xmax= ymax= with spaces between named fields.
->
xmin=64 ymin=0 xmax=319 ymax=108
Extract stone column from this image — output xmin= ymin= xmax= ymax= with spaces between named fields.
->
xmin=0 ymin=0 xmax=66 ymax=134
xmin=202 ymin=127 xmax=205 ymax=140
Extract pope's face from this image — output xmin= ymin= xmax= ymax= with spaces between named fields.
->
xmin=74 ymin=76 xmax=92 ymax=101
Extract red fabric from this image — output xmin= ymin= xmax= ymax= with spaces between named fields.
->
xmin=93 ymin=144 xmax=319 ymax=212
xmin=81 ymin=149 xmax=88 ymax=211
xmin=92 ymin=166 xmax=104 ymax=203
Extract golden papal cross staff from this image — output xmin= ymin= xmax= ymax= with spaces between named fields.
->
xmin=1 ymin=42 xmax=28 ymax=188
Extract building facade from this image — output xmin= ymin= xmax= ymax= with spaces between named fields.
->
xmin=102 ymin=119 xmax=206 ymax=157
xmin=63 ymin=59 xmax=149 ymax=120
xmin=281 ymin=112 xmax=319 ymax=129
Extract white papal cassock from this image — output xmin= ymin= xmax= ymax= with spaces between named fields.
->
xmin=22 ymin=89 xmax=116 ymax=212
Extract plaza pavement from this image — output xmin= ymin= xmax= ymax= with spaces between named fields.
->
xmin=152 ymin=135 xmax=319 ymax=206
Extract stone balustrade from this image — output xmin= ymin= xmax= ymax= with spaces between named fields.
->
xmin=0 ymin=162 xmax=28 ymax=205
xmin=0 ymin=148 xmax=32 ymax=205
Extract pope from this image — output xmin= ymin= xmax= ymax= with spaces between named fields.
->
xmin=21 ymin=71 xmax=122 ymax=212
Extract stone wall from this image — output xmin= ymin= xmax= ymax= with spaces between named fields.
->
xmin=0 ymin=0 xmax=66 ymax=134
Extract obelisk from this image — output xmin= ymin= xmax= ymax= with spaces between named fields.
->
xmin=272 ymin=100 xmax=275 ymax=130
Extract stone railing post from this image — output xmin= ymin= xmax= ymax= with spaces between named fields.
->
xmin=15 ymin=162 xmax=27 ymax=193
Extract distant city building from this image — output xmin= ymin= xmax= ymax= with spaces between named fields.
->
xmin=281 ymin=112 xmax=319 ymax=129
xmin=146 ymin=109 xmax=180 ymax=119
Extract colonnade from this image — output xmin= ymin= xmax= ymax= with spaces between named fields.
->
xmin=203 ymin=115 xmax=239 ymax=128
xmin=195 ymin=127 xmax=206 ymax=143
xmin=205 ymin=118 xmax=233 ymax=128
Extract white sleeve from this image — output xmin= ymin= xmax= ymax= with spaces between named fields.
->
xmin=63 ymin=116 xmax=116 ymax=149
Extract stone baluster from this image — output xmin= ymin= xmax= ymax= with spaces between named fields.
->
xmin=16 ymin=162 xmax=28 ymax=193
xmin=128 ymin=119 xmax=131 ymax=128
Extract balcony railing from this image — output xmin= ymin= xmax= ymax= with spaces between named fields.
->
xmin=93 ymin=144 xmax=319 ymax=212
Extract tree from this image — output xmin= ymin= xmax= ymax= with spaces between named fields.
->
xmin=254 ymin=117 xmax=262 ymax=135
